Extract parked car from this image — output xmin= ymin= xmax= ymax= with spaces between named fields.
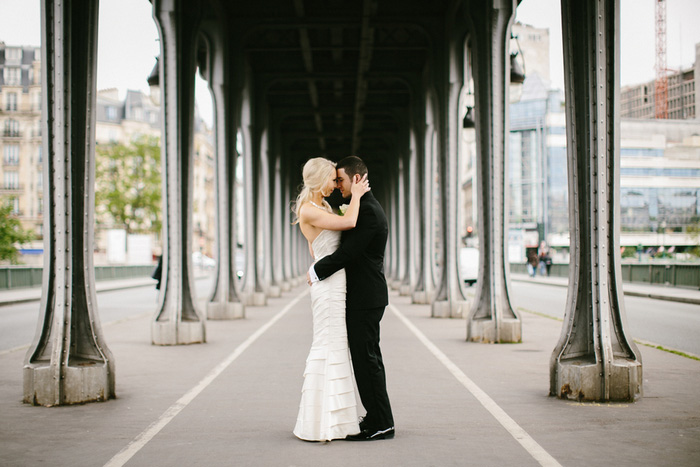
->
xmin=459 ymin=247 xmax=479 ymax=286
xmin=192 ymin=251 xmax=216 ymax=269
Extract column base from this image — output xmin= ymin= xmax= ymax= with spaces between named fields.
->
xmin=412 ymin=290 xmax=433 ymax=304
xmin=280 ymin=281 xmax=291 ymax=292
xmin=399 ymin=285 xmax=412 ymax=296
xmin=206 ymin=301 xmax=245 ymax=320
xmin=431 ymin=300 xmax=468 ymax=318
xmin=241 ymin=292 xmax=267 ymax=306
xmin=466 ymin=318 xmax=521 ymax=343
xmin=23 ymin=360 xmax=114 ymax=406
xmin=551 ymin=358 xmax=642 ymax=402
xmin=152 ymin=320 xmax=206 ymax=345
xmin=390 ymin=280 xmax=402 ymax=290
xmin=267 ymin=285 xmax=281 ymax=298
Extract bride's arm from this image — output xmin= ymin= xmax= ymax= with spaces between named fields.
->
xmin=299 ymin=175 xmax=369 ymax=231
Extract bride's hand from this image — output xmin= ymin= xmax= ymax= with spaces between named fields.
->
xmin=351 ymin=174 xmax=371 ymax=198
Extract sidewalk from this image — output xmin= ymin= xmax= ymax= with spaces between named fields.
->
xmin=0 ymin=276 xmax=158 ymax=306
xmin=511 ymin=272 xmax=700 ymax=305
xmin=0 ymin=285 xmax=698 ymax=466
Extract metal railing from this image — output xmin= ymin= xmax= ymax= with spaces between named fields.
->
xmin=509 ymin=262 xmax=700 ymax=289
xmin=0 ymin=265 xmax=155 ymax=290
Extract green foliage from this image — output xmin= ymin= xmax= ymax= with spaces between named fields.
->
xmin=0 ymin=198 xmax=34 ymax=264
xmin=621 ymin=247 xmax=637 ymax=259
xmin=687 ymin=220 xmax=700 ymax=257
xmin=95 ymin=136 xmax=162 ymax=234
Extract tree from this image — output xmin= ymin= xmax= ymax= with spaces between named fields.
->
xmin=0 ymin=197 xmax=34 ymax=264
xmin=95 ymin=136 xmax=162 ymax=234
xmin=687 ymin=219 xmax=700 ymax=257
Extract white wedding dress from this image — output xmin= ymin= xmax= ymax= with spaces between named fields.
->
xmin=293 ymin=229 xmax=360 ymax=441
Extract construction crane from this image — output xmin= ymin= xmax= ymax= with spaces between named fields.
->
xmin=655 ymin=0 xmax=668 ymax=119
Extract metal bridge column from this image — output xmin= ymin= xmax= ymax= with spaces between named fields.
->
xmin=414 ymin=101 xmax=437 ymax=305
xmin=24 ymin=0 xmax=115 ymax=405
xmin=258 ymin=132 xmax=278 ymax=298
xmin=410 ymin=120 xmax=428 ymax=304
xmin=151 ymin=0 xmax=206 ymax=344
xmin=392 ymin=158 xmax=407 ymax=290
xmin=464 ymin=0 xmax=521 ymax=341
xmin=400 ymin=134 xmax=419 ymax=297
xmin=201 ymin=26 xmax=245 ymax=320
xmin=272 ymin=154 xmax=290 ymax=292
xmin=550 ymin=0 xmax=642 ymax=402
xmin=432 ymin=38 xmax=469 ymax=319
xmin=239 ymin=94 xmax=266 ymax=306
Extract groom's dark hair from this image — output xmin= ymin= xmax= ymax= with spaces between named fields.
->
xmin=337 ymin=155 xmax=368 ymax=178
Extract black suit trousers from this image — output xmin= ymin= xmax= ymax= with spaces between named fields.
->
xmin=346 ymin=306 xmax=394 ymax=430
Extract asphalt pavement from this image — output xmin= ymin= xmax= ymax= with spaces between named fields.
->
xmin=1 ymin=279 xmax=699 ymax=466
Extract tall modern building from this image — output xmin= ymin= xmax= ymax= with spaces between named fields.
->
xmin=618 ymin=119 xmax=700 ymax=250
xmin=621 ymin=42 xmax=699 ymax=120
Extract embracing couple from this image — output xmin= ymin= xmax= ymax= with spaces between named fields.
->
xmin=292 ymin=156 xmax=395 ymax=442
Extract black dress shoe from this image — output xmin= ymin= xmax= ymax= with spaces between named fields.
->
xmin=359 ymin=416 xmax=369 ymax=431
xmin=345 ymin=426 xmax=395 ymax=441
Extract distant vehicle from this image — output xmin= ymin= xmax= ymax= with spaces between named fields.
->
xmin=459 ymin=247 xmax=479 ymax=286
xmin=192 ymin=251 xmax=216 ymax=269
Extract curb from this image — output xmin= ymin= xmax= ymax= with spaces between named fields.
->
xmin=510 ymin=276 xmax=700 ymax=306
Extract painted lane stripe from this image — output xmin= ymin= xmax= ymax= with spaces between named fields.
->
xmin=104 ymin=290 xmax=309 ymax=467
xmin=388 ymin=303 xmax=562 ymax=467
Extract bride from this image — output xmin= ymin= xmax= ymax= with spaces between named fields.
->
xmin=292 ymin=157 xmax=370 ymax=441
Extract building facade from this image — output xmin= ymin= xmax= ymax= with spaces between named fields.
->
xmin=0 ymin=43 xmax=43 ymax=241
xmin=0 ymin=41 xmax=216 ymax=264
xmin=621 ymin=42 xmax=699 ymax=120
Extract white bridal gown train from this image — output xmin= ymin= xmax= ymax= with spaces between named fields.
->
xmin=293 ymin=229 xmax=360 ymax=441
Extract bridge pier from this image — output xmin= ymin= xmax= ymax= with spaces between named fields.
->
xmin=24 ymin=0 xmax=115 ymax=406
xmin=151 ymin=0 xmax=206 ymax=344
xmin=431 ymin=31 xmax=469 ymax=320
xmin=550 ymin=0 xmax=642 ymax=402
xmin=199 ymin=24 xmax=245 ymax=321
xmin=462 ymin=0 xmax=521 ymax=342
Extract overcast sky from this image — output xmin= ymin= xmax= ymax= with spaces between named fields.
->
xmin=2 ymin=0 xmax=700 ymax=128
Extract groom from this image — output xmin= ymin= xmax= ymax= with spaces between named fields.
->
xmin=308 ymin=155 xmax=395 ymax=441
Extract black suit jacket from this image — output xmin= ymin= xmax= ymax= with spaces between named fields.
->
xmin=314 ymin=191 xmax=389 ymax=310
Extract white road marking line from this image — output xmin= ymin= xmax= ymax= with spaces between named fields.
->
xmin=388 ymin=303 xmax=562 ymax=467
xmin=104 ymin=290 xmax=309 ymax=467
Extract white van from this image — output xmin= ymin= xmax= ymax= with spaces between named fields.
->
xmin=459 ymin=247 xmax=479 ymax=286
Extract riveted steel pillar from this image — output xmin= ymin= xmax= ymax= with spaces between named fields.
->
xmin=272 ymin=155 xmax=290 ymax=292
xmin=387 ymin=175 xmax=398 ymax=288
xmin=151 ymin=0 xmax=206 ymax=344
xmin=24 ymin=0 xmax=115 ymax=406
xmin=410 ymin=117 xmax=427 ymax=303
xmin=465 ymin=0 xmax=521 ymax=342
xmin=432 ymin=38 xmax=469 ymax=319
xmin=392 ymin=158 xmax=407 ymax=291
xmin=257 ymin=131 xmax=278 ymax=298
xmin=550 ymin=0 xmax=642 ymax=402
xmin=239 ymin=92 xmax=266 ymax=306
xmin=400 ymin=133 xmax=419 ymax=297
xmin=414 ymin=99 xmax=438 ymax=305
xmin=201 ymin=25 xmax=245 ymax=320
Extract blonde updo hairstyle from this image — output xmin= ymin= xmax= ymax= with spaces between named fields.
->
xmin=292 ymin=157 xmax=336 ymax=224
